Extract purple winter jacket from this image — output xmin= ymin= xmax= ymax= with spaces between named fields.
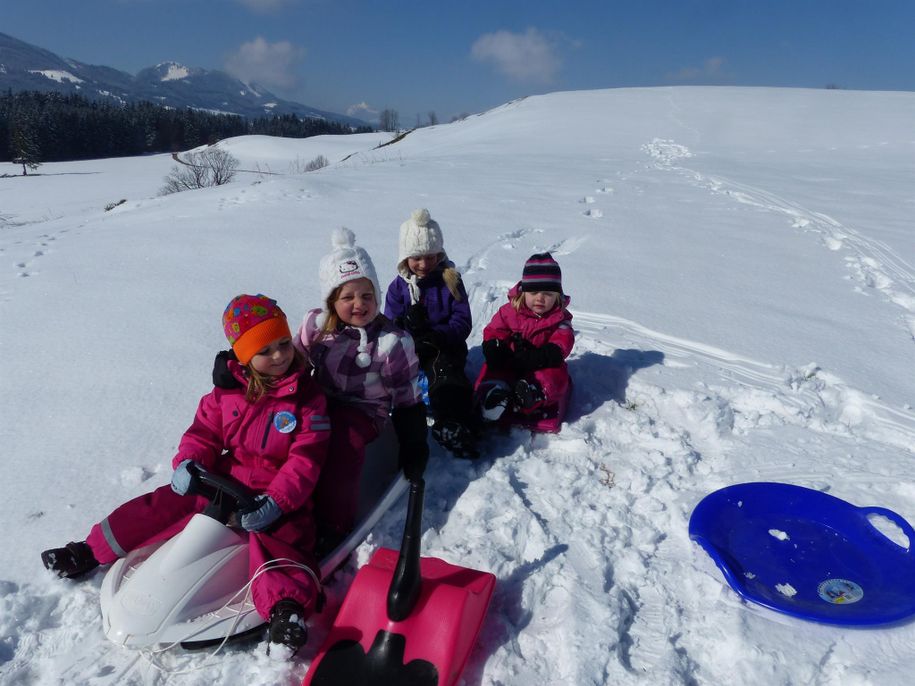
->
xmin=384 ymin=262 xmax=472 ymax=351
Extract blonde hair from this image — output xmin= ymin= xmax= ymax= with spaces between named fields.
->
xmin=512 ymin=290 xmax=563 ymax=311
xmin=442 ymin=265 xmax=464 ymax=302
xmin=322 ymin=281 xmax=384 ymax=334
xmin=243 ymin=349 xmax=305 ymax=403
xmin=403 ymin=253 xmax=464 ymax=302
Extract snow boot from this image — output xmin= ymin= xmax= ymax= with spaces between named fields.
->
xmin=41 ymin=541 xmax=99 ymax=579
xmin=267 ymin=598 xmax=309 ymax=658
xmin=481 ymin=382 xmax=511 ymax=422
xmin=432 ymin=419 xmax=479 ymax=459
xmin=513 ymin=379 xmax=545 ymax=412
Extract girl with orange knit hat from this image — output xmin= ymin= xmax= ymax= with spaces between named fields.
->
xmin=40 ymin=294 xmax=330 ymax=657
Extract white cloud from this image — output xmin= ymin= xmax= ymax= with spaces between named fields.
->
xmin=669 ymin=57 xmax=727 ymax=81
xmin=471 ymin=28 xmax=561 ymax=84
xmin=346 ymin=102 xmax=378 ymax=118
xmin=224 ymin=37 xmax=304 ymax=90
xmin=235 ymin=0 xmax=294 ymax=13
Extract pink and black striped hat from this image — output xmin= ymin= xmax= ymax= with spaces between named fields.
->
xmin=520 ymin=252 xmax=562 ymax=293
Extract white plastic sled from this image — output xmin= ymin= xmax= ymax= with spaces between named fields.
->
xmin=99 ymin=426 xmax=406 ymax=649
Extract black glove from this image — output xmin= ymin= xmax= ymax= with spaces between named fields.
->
xmin=391 ymin=402 xmax=430 ymax=482
xmin=512 ymin=342 xmax=564 ymax=372
xmin=213 ymin=350 xmax=242 ymax=389
xmin=482 ymin=338 xmax=513 ymax=370
xmin=402 ymin=304 xmax=429 ymax=334
xmin=413 ymin=328 xmax=443 ymax=362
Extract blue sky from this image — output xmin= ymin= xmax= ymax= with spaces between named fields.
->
xmin=2 ymin=0 xmax=914 ymax=123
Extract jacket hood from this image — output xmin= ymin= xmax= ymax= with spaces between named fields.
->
xmin=226 ymin=358 xmax=303 ymax=396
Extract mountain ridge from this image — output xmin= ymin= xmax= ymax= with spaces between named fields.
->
xmin=0 ymin=32 xmax=367 ymax=127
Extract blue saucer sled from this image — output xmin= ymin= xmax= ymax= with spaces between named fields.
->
xmin=689 ymin=482 xmax=915 ymax=626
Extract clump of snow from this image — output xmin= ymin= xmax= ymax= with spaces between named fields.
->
xmin=769 ymin=529 xmax=791 ymax=541
xmin=866 ymin=512 xmax=911 ymax=549
xmin=776 ymin=583 xmax=798 ymax=597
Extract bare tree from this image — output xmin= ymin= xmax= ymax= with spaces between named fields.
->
xmin=379 ymin=108 xmax=399 ymax=133
xmin=160 ymin=148 xmax=239 ymax=195
xmin=427 ymin=111 xmax=438 ymax=126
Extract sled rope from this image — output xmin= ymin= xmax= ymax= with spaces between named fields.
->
xmin=136 ymin=557 xmax=322 ymax=674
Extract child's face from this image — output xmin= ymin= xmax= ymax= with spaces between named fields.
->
xmin=406 ymin=253 xmax=440 ymax=279
xmin=523 ymin=290 xmax=560 ymax=315
xmin=250 ymin=337 xmax=295 ymax=377
xmin=333 ymin=278 xmax=378 ymax=327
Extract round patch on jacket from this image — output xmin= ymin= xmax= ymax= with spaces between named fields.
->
xmin=273 ymin=411 xmax=297 ymax=434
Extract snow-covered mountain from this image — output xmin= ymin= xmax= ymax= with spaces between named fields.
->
xmin=0 ymin=32 xmax=366 ymax=126
xmin=1 ymin=86 xmax=915 ymax=685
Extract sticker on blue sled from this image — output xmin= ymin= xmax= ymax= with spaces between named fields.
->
xmin=818 ymin=578 xmax=864 ymax=605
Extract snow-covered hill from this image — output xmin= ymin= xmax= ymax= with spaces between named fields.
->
xmin=1 ymin=86 xmax=914 ymax=685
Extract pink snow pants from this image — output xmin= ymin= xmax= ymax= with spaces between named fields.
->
xmin=312 ymin=401 xmax=381 ymax=539
xmin=86 ymin=485 xmax=319 ymax=620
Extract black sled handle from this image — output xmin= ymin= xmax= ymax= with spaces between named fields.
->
xmin=386 ymin=477 xmax=424 ymax=621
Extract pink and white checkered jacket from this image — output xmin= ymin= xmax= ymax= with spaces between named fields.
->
xmin=295 ymin=309 xmax=422 ymax=425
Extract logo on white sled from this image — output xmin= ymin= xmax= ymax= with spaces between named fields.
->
xmin=120 ymin=589 xmax=163 ymax=616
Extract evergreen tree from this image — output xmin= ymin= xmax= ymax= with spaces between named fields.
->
xmin=10 ymin=118 xmax=41 ymax=175
xmin=0 ymin=90 xmax=370 ymax=163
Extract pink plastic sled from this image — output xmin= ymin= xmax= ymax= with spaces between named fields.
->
xmin=304 ymin=480 xmax=496 ymax=686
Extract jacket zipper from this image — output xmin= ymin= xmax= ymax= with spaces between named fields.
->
xmin=261 ymin=411 xmax=275 ymax=449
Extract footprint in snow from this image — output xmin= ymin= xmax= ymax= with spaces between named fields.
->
xmin=583 ymin=208 xmax=603 ymax=218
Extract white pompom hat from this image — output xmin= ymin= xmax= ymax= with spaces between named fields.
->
xmin=319 ymin=227 xmax=381 ymax=305
xmin=317 ymin=227 xmax=381 ymax=367
xmin=398 ymin=208 xmax=446 ymax=268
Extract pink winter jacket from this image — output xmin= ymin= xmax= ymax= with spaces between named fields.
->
xmin=482 ymin=282 xmax=574 ymax=356
xmin=171 ymin=362 xmax=330 ymax=514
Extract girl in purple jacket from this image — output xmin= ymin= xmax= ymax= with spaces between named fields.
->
xmin=295 ymin=228 xmax=429 ymax=551
xmin=41 ymin=294 xmax=330 ymax=656
xmin=384 ymin=208 xmax=477 ymax=458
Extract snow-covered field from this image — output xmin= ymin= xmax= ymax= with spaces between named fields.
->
xmin=2 ymin=86 xmax=914 ymax=685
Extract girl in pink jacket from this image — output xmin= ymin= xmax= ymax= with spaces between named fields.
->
xmin=40 ymin=294 xmax=329 ymax=657
xmin=475 ymin=253 xmax=574 ymax=433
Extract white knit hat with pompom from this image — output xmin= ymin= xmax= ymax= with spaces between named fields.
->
xmin=317 ymin=227 xmax=381 ymax=367
xmin=398 ymin=208 xmax=446 ymax=266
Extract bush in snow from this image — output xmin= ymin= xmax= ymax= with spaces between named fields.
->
xmin=160 ymin=148 xmax=239 ymax=195
xmin=304 ymin=154 xmax=329 ymax=172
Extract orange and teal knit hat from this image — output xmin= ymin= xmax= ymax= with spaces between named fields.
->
xmin=222 ymin=294 xmax=291 ymax=365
